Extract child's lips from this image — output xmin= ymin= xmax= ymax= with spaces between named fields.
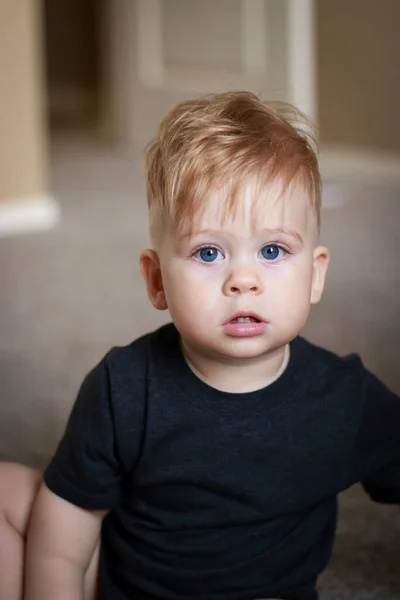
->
xmin=230 ymin=316 xmax=260 ymax=323
xmin=224 ymin=312 xmax=265 ymax=325
xmin=223 ymin=313 xmax=267 ymax=337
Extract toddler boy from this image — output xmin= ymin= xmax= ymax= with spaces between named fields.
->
xmin=1 ymin=92 xmax=399 ymax=600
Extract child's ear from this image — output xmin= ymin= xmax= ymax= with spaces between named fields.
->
xmin=139 ymin=249 xmax=168 ymax=310
xmin=310 ymin=246 xmax=330 ymax=305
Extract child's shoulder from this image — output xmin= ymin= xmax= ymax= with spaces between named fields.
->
xmin=289 ymin=337 xmax=372 ymax=417
xmin=293 ymin=335 xmax=364 ymax=379
xmin=103 ymin=322 xmax=176 ymax=374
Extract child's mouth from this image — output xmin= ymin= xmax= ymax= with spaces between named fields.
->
xmin=230 ymin=316 xmax=260 ymax=323
xmin=223 ymin=313 xmax=267 ymax=337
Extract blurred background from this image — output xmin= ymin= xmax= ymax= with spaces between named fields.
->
xmin=0 ymin=1 xmax=399 ymax=597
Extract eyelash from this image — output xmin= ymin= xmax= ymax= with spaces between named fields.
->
xmin=259 ymin=244 xmax=289 ymax=261
xmin=191 ymin=243 xmax=290 ymax=263
xmin=191 ymin=245 xmax=225 ymax=263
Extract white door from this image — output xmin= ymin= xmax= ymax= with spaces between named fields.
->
xmin=103 ymin=0 xmax=316 ymax=149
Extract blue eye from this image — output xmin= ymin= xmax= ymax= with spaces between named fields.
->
xmin=194 ymin=247 xmax=224 ymax=263
xmin=260 ymin=244 xmax=285 ymax=261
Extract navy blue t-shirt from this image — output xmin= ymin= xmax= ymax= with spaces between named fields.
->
xmin=44 ymin=323 xmax=400 ymax=600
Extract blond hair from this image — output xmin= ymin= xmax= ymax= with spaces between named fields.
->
xmin=145 ymin=91 xmax=321 ymax=242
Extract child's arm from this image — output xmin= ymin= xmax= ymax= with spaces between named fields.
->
xmin=25 ymin=482 xmax=107 ymax=600
xmin=351 ymin=367 xmax=400 ymax=503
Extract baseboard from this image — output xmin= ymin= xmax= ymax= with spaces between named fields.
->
xmin=320 ymin=145 xmax=400 ymax=186
xmin=0 ymin=195 xmax=61 ymax=238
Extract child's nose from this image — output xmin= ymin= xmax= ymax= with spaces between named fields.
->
xmin=223 ymin=267 xmax=264 ymax=296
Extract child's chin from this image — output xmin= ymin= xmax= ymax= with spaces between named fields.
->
xmin=216 ymin=338 xmax=275 ymax=359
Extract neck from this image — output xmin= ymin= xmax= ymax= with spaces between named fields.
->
xmin=180 ymin=340 xmax=290 ymax=393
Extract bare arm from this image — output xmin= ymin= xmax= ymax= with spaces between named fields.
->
xmin=24 ymin=482 xmax=107 ymax=600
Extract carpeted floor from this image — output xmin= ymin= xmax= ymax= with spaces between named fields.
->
xmin=0 ymin=136 xmax=399 ymax=598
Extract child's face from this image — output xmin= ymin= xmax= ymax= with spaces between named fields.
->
xmin=141 ymin=179 xmax=329 ymax=363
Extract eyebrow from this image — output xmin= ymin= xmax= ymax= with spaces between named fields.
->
xmin=181 ymin=227 xmax=303 ymax=244
xmin=259 ymin=228 xmax=304 ymax=243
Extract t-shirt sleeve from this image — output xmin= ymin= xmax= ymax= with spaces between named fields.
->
xmin=350 ymin=368 xmax=400 ymax=504
xmin=44 ymin=358 xmax=124 ymax=510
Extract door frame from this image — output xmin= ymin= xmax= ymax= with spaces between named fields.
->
xmin=101 ymin=0 xmax=317 ymax=144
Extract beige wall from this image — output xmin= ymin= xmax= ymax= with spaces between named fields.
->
xmin=317 ymin=0 xmax=400 ymax=152
xmin=0 ymin=0 xmax=48 ymax=202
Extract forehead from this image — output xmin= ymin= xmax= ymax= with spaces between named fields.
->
xmin=184 ymin=177 xmax=317 ymax=238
